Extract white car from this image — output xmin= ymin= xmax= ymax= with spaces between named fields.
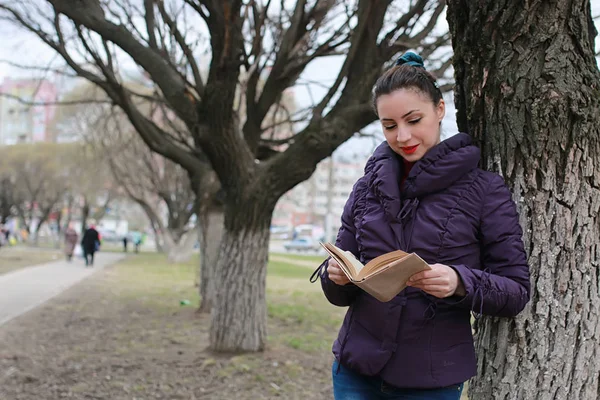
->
xmin=283 ymin=238 xmax=321 ymax=252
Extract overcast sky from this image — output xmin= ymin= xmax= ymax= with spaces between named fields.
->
xmin=1 ymin=2 xmax=599 ymax=158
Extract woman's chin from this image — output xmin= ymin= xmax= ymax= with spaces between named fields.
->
xmin=400 ymin=151 xmax=423 ymax=162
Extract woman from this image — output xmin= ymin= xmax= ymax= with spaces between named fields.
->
xmin=312 ymin=52 xmax=530 ymax=399
xmin=63 ymin=223 xmax=79 ymax=262
xmin=81 ymin=223 xmax=101 ymax=267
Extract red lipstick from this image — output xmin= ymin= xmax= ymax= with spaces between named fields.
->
xmin=401 ymin=145 xmax=419 ymax=154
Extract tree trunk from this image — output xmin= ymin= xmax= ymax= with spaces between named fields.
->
xmin=447 ymin=1 xmax=600 ymax=399
xmin=64 ymin=196 xmax=73 ymax=228
xmin=32 ymin=216 xmax=48 ymax=247
xmin=198 ymin=208 xmax=224 ymax=314
xmin=81 ymin=202 xmax=90 ymax=236
xmin=148 ymin=218 xmax=164 ymax=253
xmin=209 ymin=203 xmax=271 ymax=352
xmin=54 ymin=208 xmax=64 ymax=249
xmin=162 ymin=227 xmax=198 ymax=264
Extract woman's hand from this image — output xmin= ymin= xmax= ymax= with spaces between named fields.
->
xmin=407 ymin=263 xmax=466 ymax=298
xmin=327 ymin=258 xmax=351 ymax=286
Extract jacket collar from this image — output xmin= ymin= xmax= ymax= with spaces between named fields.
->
xmin=365 ymin=133 xmax=480 ymax=217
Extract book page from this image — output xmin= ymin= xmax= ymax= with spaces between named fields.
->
xmin=342 ymin=250 xmax=366 ymax=277
xmin=319 ymin=243 xmax=366 ymax=280
xmin=359 ymin=249 xmax=409 ymax=279
xmin=355 ymin=254 xmax=432 ymax=302
xmin=362 ymin=253 xmax=430 ymax=282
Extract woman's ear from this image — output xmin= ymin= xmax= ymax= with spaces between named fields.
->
xmin=436 ymin=99 xmax=446 ymax=122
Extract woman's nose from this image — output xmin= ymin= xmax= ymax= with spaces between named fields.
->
xmin=396 ymin=128 xmax=411 ymax=143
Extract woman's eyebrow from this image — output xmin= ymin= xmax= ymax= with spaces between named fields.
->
xmin=380 ymin=110 xmax=420 ymax=121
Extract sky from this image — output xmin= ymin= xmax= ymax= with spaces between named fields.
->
xmin=1 ymin=1 xmax=600 ymax=158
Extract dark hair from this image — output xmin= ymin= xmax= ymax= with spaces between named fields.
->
xmin=372 ymin=51 xmax=442 ymax=114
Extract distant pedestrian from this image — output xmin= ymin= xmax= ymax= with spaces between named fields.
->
xmin=64 ymin=223 xmax=79 ymax=262
xmin=81 ymin=224 xmax=100 ymax=267
xmin=0 ymin=225 xmax=5 ymax=249
xmin=131 ymin=231 xmax=142 ymax=254
xmin=123 ymin=235 xmax=129 ymax=252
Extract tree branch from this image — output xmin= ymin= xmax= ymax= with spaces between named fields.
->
xmin=0 ymin=92 xmax=111 ymax=106
xmin=144 ymin=0 xmax=159 ymax=50
xmin=156 ymin=1 xmax=205 ymax=94
xmin=0 ymin=59 xmax=78 ymax=77
xmin=48 ymin=0 xmax=199 ymax=128
xmin=243 ymin=0 xmax=342 ymax=151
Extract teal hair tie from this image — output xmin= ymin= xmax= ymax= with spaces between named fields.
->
xmin=395 ymin=51 xmax=425 ymax=68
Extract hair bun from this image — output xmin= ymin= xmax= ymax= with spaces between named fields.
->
xmin=394 ymin=51 xmax=425 ymax=69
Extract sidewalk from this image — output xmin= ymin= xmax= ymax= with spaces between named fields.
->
xmin=0 ymin=252 xmax=125 ymax=326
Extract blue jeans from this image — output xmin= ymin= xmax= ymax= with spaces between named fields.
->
xmin=332 ymin=360 xmax=464 ymax=400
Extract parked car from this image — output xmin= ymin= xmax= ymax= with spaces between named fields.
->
xmin=283 ymin=237 xmax=321 ymax=252
xmin=270 ymin=226 xmax=291 ymax=240
xmin=98 ymin=229 xmax=121 ymax=243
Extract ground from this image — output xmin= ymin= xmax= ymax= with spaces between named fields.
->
xmin=0 ymin=246 xmax=63 ymax=276
xmin=0 ymin=253 xmax=344 ymax=400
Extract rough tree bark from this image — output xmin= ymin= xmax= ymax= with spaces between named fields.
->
xmin=162 ymin=226 xmax=198 ymax=264
xmin=209 ymin=199 xmax=272 ymax=351
xmin=447 ymin=1 xmax=600 ymax=399
xmin=198 ymin=207 xmax=224 ymax=314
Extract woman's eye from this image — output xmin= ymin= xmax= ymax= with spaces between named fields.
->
xmin=408 ymin=118 xmax=421 ymax=125
xmin=383 ymin=125 xmax=396 ymax=130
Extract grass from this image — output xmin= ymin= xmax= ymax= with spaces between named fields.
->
xmin=265 ymin=253 xmax=344 ymax=355
xmin=103 ymin=252 xmax=342 ymax=360
xmin=0 ymin=250 xmax=469 ymax=399
xmin=270 ymin=252 xmax=326 ymax=264
xmin=104 ymin=252 xmax=200 ymax=311
xmin=0 ymin=246 xmax=63 ymax=275
xmin=268 ymin=259 xmax=317 ymax=279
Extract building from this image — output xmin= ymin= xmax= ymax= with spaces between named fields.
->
xmin=0 ymin=78 xmax=58 ymax=145
xmin=272 ymin=155 xmax=367 ymax=242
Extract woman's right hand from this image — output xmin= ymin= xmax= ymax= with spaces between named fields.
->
xmin=327 ymin=258 xmax=351 ymax=286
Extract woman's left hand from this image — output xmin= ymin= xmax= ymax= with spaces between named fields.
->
xmin=407 ymin=263 xmax=466 ymax=298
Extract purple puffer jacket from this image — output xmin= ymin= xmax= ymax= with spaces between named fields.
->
xmin=315 ymin=133 xmax=530 ymax=389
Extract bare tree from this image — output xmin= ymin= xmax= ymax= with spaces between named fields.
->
xmin=99 ymin=115 xmax=201 ymax=263
xmin=57 ymin=83 xmax=204 ymax=262
xmin=0 ymin=143 xmax=70 ymax=244
xmin=0 ymin=0 xmax=452 ymax=352
xmin=65 ymin=144 xmax=117 ymax=234
xmin=447 ymin=0 xmax=600 ymax=398
xmin=0 ymin=176 xmax=16 ymax=224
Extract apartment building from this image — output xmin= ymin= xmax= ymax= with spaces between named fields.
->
xmin=0 ymin=78 xmax=58 ymax=145
xmin=273 ymin=155 xmax=367 ymax=240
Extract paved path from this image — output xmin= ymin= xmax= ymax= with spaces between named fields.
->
xmin=0 ymin=252 xmax=125 ymax=326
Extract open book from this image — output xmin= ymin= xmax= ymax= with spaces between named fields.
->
xmin=320 ymin=242 xmax=431 ymax=302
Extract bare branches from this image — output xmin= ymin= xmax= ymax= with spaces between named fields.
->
xmin=49 ymin=0 xmax=198 ymax=126
xmin=259 ymin=0 xmax=452 ymax=195
xmin=0 ymin=59 xmax=78 ymax=77
xmin=85 ymin=108 xmax=197 ymax=239
xmin=381 ymin=0 xmax=430 ymax=46
xmin=0 ymin=143 xmax=73 ymax=235
xmin=407 ymin=0 xmax=447 ymax=45
xmin=0 ymin=92 xmax=111 ymax=106
xmin=144 ymin=0 xmax=159 ymax=50
xmin=156 ymin=1 xmax=204 ymax=93
xmin=183 ymin=0 xmax=209 ymax=22
xmin=243 ymin=0 xmax=346 ymax=150
xmin=2 ymin=0 xmax=452 ymax=206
